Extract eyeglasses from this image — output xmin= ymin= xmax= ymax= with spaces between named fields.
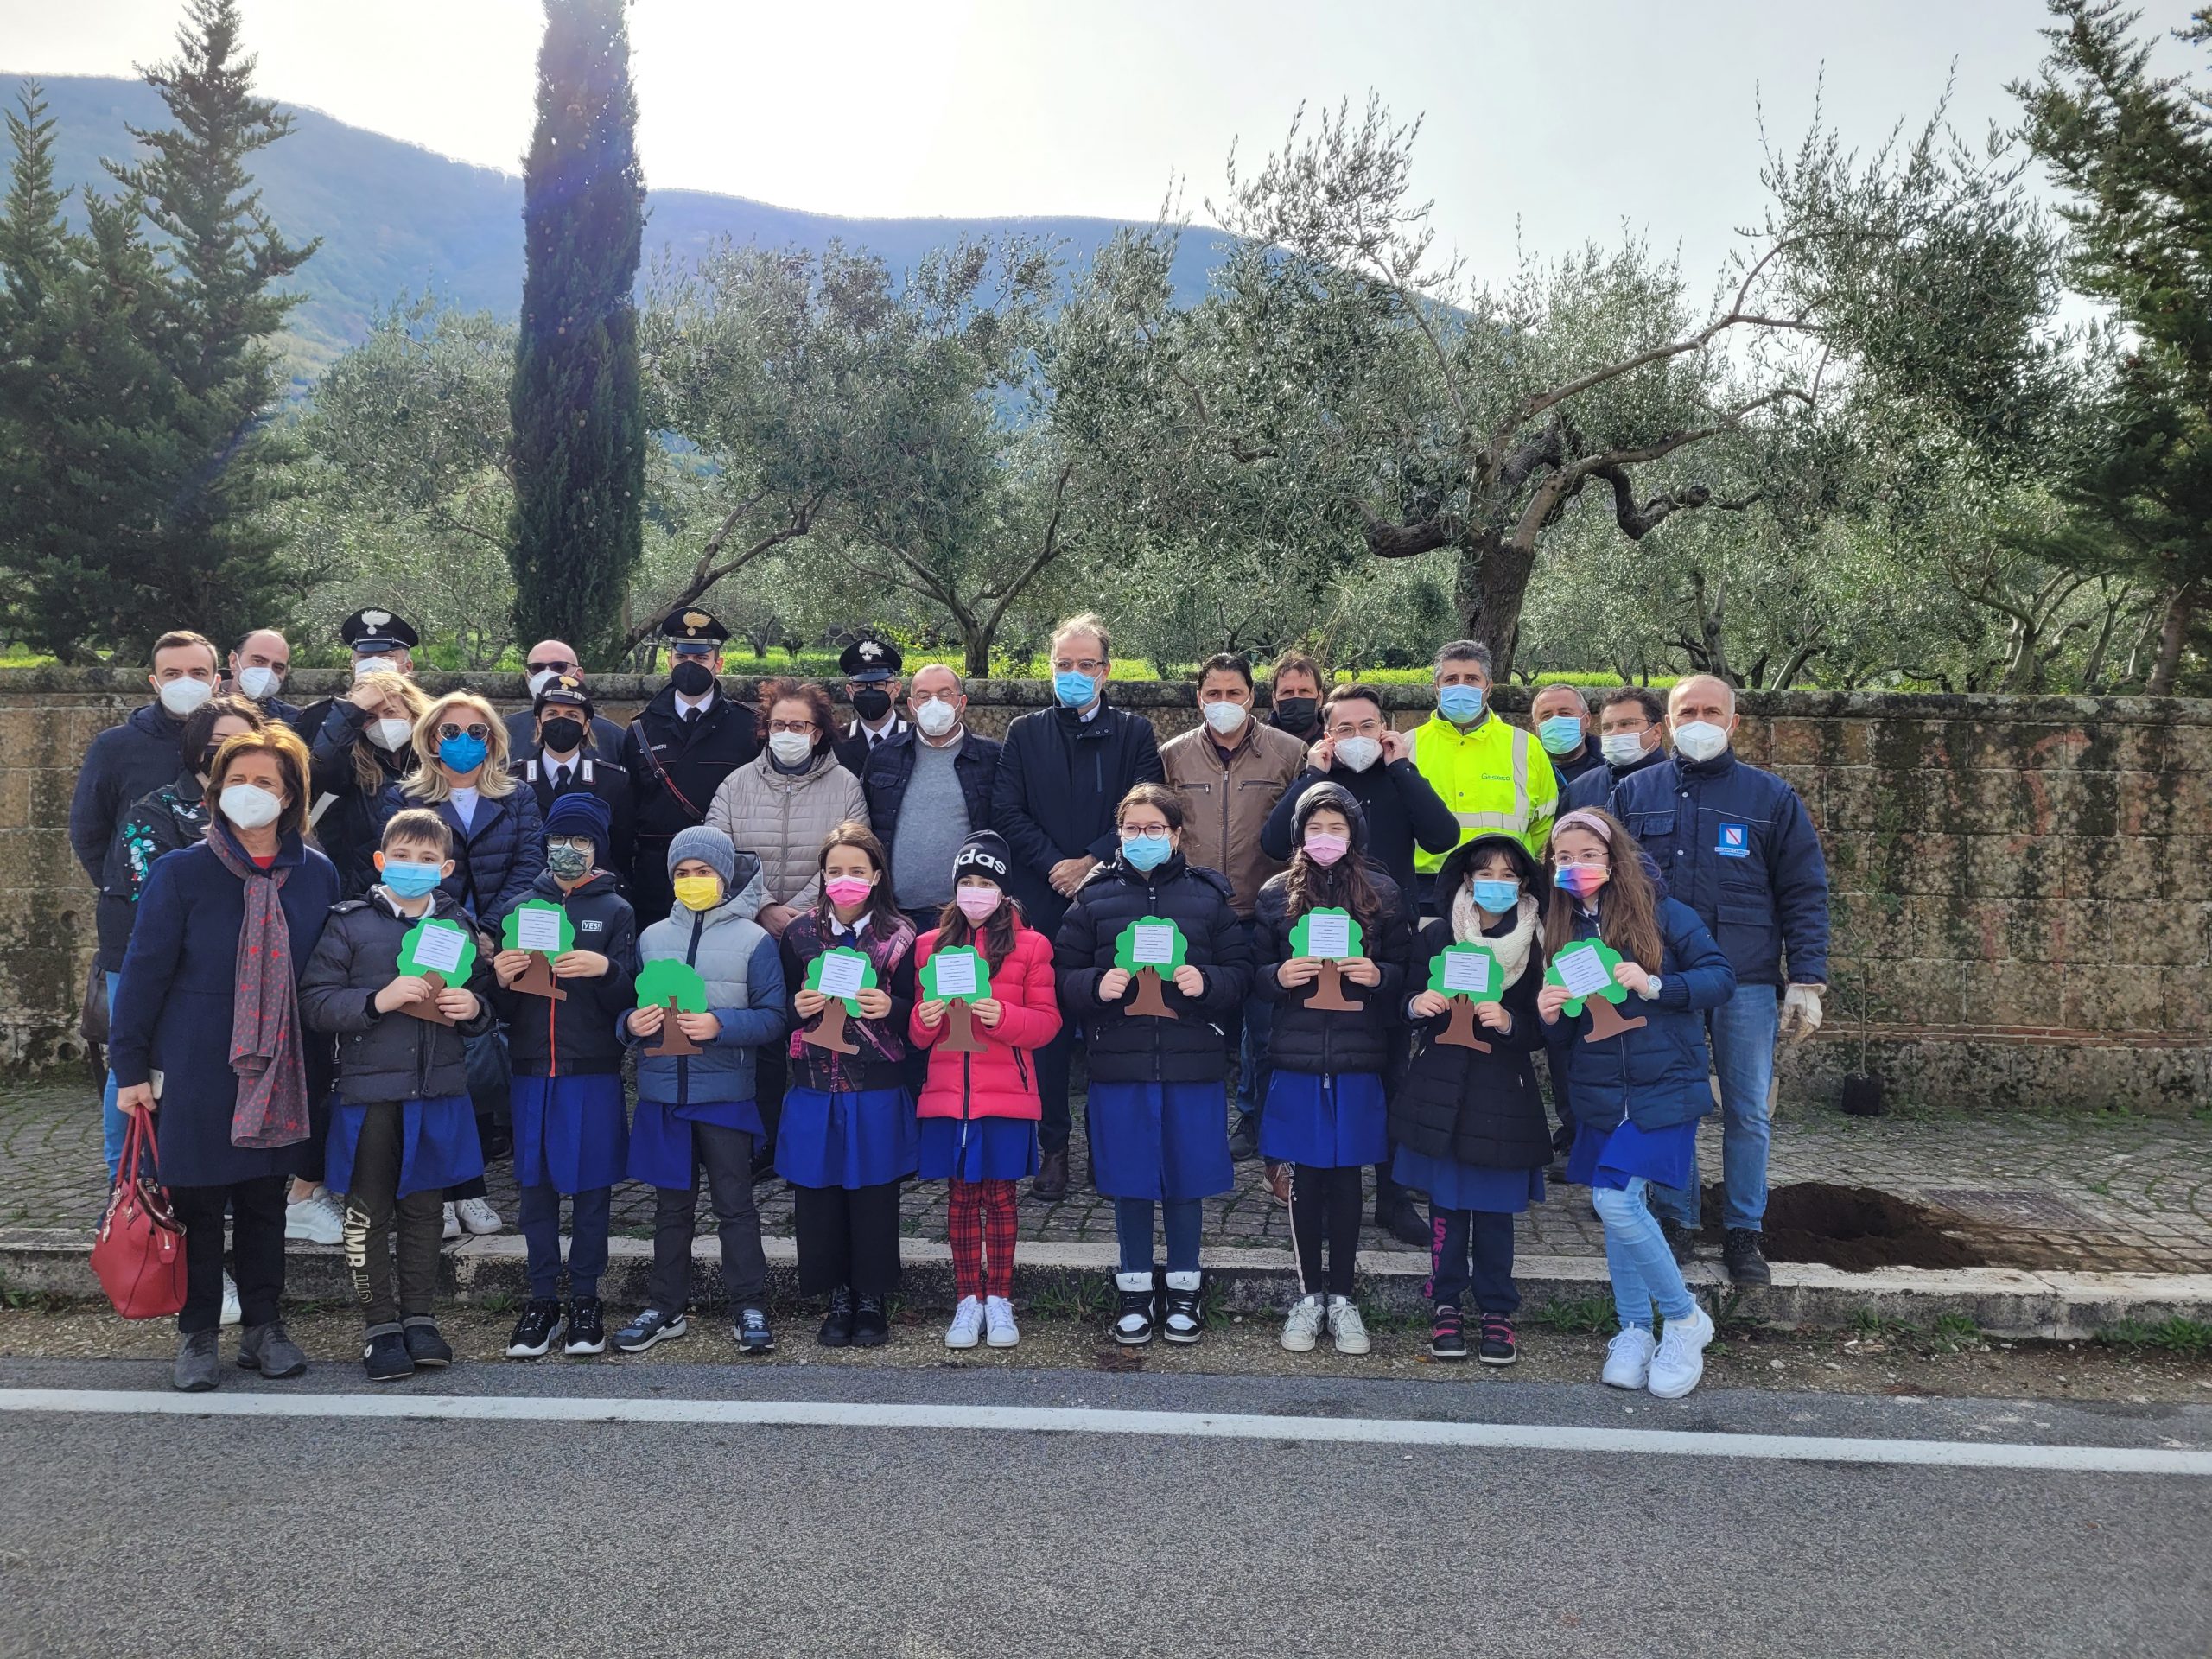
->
xmin=1554 ymin=849 xmax=1610 ymax=868
xmin=1327 ymin=717 xmax=1384 ymax=737
xmin=1118 ymin=823 xmax=1171 ymax=838
xmin=527 ymin=658 xmax=575 ymax=675
xmin=546 ymin=837 xmax=595 ymax=856
xmin=1053 ymin=658 xmax=1106 ymax=675
xmin=435 ymin=723 xmax=493 ymax=742
xmin=767 ymin=720 xmax=817 ymax=735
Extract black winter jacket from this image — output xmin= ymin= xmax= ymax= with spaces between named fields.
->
xmin=94 ymin=773 xmax=206 ymax=971
xmin=1052 ymin=851 xmax=1251 ymax=1084
xmin=992 ymin=698 xmax=1162 ymax=934
xmin=1252 ymin=869 xmax=1413 ymax=1078
xmin=488 ymin=869 xmax=639 ymax=1077
xmin=370 ymin=781 xmax=546 ymax=929
xmin=69 ymin=703 xmax=190 ymax=885
xmin=511 ymin=750 xmax=637 ymax=886
xmin=1560 ymin=743 xmax=1667 ymax=813
xmin=305 ymin=697 xmax=416 ymax=899
xmin=620 ymin=685 xmax=760 ymax=918
xmin=297 ymin=887 xmax=497 ymax=1103
xmin=1389 ymin=910 xmax=1551 ymax=1172
xmin=1260 ymin=760 xmax=1458 ymax=907
xmin=862 ymin=729 xmax=1002 ymax=847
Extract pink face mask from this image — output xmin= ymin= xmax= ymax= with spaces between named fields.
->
xmin=824 ymin=876 xmax=874 ymax=909
xmin=954 ymin=885 xmax=1001 ymax=923
xmin=1303 ymin=831 xmax=1351 ymax=867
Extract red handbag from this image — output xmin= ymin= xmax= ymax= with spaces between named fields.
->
xmin=90 ymin=1109 xmax=188 ymax=1320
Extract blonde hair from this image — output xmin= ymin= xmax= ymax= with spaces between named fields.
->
xmin=404 ymin=690 xmax=517 ymax=803
xmin=352 ymin=672 xmax=430 ymax=795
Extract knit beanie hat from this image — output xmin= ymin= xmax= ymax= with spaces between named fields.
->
xmin=951 ymin=830 xmax=1013 ymax=883
xmin=668 ymin=824 xmax=737 ymax=885
xmin=1291 ymin=780 xmax=1368 ymax=851
xmin=543 ymin=791 xmax=613 ymax=862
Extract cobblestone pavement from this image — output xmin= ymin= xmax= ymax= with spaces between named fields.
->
xmin=7 ymin=1069 xmax=2208 ymax=1272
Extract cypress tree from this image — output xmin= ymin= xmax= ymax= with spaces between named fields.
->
xmin=509 ymin=0 xmax=646 ymax=667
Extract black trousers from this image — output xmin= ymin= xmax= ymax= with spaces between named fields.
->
xmin=171 ymin=1175 xmax=286 ymax=1336
xmin=1428 ymin=1205 xmax=1520 ymax=1315
xmin=343 ymin=1101 xmax=446 ymax=1330
xmin=791 ymin=1181 xmax=903 ymax=1297
xmin=646 ymin=1122 xmax=767 ymax=1314
xmin=754 ymin=1045 xmax=788 ymax=1166
xmin=1288 ymin=1163 xmax=1364 ymax=1297
xmin=1034 ymin=1027 xmax=1073 ymax=1154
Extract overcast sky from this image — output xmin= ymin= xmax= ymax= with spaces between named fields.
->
xmin=5 ymin=0 xmax=2204 ymax=286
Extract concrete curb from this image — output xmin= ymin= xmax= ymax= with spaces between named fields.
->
xmin=6 ymin=1227 xmax=2208 ymax=1339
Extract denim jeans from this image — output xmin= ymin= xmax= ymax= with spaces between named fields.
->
xmin=1651 ymin=981 xmax=1777 ymax=1234
xmin=518 ymin=1184 xmax=612 ymax=1301
xmin=1231 ymin=919 xmax=1274 ymax=1122
xmin=1592 ymin=1177 xmax=1696 ymax=1332
xmin=1114 ymin=1196 xmax=1203 ymax=1274
xmin=100 ymin=971 xmax=124 ymax=1180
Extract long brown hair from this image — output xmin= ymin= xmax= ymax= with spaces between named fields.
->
xmin=933 ymin=886 xmax=1026 ymax=972
xmin=812 ymin=821 xmax=906 ymax=941
xmin=1542 ymin=807 xmax=1662 ymax=971
xmin=1283 ymin=793 xmax=1387 ymax=931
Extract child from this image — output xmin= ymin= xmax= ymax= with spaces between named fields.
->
xmin=1538 ymin=808 xmax=1736 ymax=1400
xmin=910 ymin=831 xmax=1061 ymax=1350
xmin=490 ymin=792 xmax=637 ymax=1359
xmin=1392 ymin=833 xmax=1549 ymax=1365
xmin=615 ymin=827 xmax=788 ymax=1355
xmin=1054 ymin=785 xmax=1252 ymax=1346
xmin=298 ymin=809 xmax=494 ymax=1382
xmin=1254 ymin=784 xmax=1412 ymax=1357
xmin=778 ymin=822 xmax=918 ymax=1348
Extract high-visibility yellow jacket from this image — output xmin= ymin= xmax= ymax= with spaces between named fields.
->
xmin=1403 ymin=711 xmax=1559 ymax=869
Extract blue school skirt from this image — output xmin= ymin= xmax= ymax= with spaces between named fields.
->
xmin=776 ymin=1085 xmax=919 ymax=1190
xmin=511 ymin=1072 xmax=627 ymax=1195
xmin=326 ymin=1094 xmax=484 ymax=1200
xmin=1088 ymin=1081 xmax=1233 ymax=1202
xmin=1565 ymin=1116 xmax=1700 ymax=1193
xmin=1259 ymin=1071 xmax=1388 ymax=1169
xmin=626 ymin=1096 xmax=762 ymax=1192
xmin=917 ymin=1116 xmax=1039 ymax=1183
xmin=1392 ymin=1146 xmax=1546 ymax=1215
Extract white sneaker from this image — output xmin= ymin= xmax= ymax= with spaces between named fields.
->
xmin=1326 ymin=1294 xmax=1370 ymax=1355
xmin=442 ymin=1202 xmax=461 ymax=1242
xmin=1647 ymin=1302 xmax=1716 ymax=1400
xmin=219 ymin=1272 xmax=241 ymax=1328
xmin=454 ymin=1197 xmax=503 ymax=1236
xmin=945 ymin=1296 xmax=985 ymax=1350
xmin=1602 ymin=1325 xmax=1657 ymax=1389
xmin=984 ymin=1296 xmax=1020 ymax=1349
xmin=1281 ymin=1294 xmax=1325 ymax=1352
xmin=284 ymin=1186 xmax=345 ymax=1245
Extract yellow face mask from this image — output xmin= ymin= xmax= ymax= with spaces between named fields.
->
xmin=671 ymin=875 xmax=723 ymax=912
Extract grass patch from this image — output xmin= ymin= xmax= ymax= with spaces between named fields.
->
xmin=1847 ymin=1307 xmax=1919 ymax=1340
xmin=1531 ymin=1293 xmax=1618 ymax=1336
xmin=2096 ymin=1317 xmax=2212 ymax=1359
xmin=1922 ymin=1313 xmax=1984 ymax=1354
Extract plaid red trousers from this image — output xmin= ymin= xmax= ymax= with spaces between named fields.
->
xmin=948 ymin=1177 xmax=1018 ymax=1302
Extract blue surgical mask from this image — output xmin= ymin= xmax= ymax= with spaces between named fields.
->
xmin=1471 ymin=878 xmax=1520 ymax=914
xmin=1438 ymin=684 xmax=1484 ymax=724
xmin=1536 ymin=715 xmax=1584 ymax=755
xmin=438 ymin=733 xmax=488 ymax=774
xmin=1122 ymin=833 xmax=1172 ymax=872
xmin=382 ymin=860 xmax=443 ymax=899
xmin=1053 ymin=670 xmax=1099 ymax=709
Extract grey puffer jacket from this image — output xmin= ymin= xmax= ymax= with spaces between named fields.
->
xmin=631 ymin=851 xmax=790 ymax=1109
xmin=703 ymin=748 xmax=867 ymax=910
xmin=297 ymin=887 xmax=498 ymax=1103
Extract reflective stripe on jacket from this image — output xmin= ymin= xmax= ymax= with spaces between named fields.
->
xmin=1404 ymin=713 xmax=1559 ymax=869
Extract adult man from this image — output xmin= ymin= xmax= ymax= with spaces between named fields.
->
xmin=1160 ymin=653 xmax=1307 ymax=1163
xmin=992 ymin=612 xmax=1162 ymax=1200
xmin=1562 ymin=685 xmax=1671 ymax=811
xmin=503 ymin=639 xmax=628 ymax=759
xmin=1611 ymin=674 xmax=1830 ymax=1287
xmin=621 ymin=607 xmax=760 ymax=921
xmin=292 ymin=607 xmax=421 ymax=753
xmin=225 ymin=629 xmax=302 ymax=729
xmin=512 ymin=675 xmax=636 ymax=880
xmin=833 ymin=637 xmax=909 ymax=774
xmin=1529 ymin=683 xmax=1605 ymax=787
xmin=1405 ymin=641 xmax=1559 ymax=911
xmin=1266 ymin=649 xmax=1327 ymax=742
xmin=863 ymin=663 xmax=1001 ymax=932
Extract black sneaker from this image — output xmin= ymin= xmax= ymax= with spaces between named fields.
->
xmin=851 ymin=1294 xmax=889 ymax=1348
xmin=364 ymin=1328 xmax=414 ymax=1382
xmin=402 ymin=1319 xmax=453 ymax=1369
xmin=237 ymin=1321 xmax=307 ymax=1379
xmin=734 ymin=1306 xmax=776 ymax=1353
xmin=1478 ymin=1313 xmax=1518 ymax=1366
xmin=1112 ymin=1274 xmax=1156 ymax=1346
xmin=1661 ymin=1219 xmax=1698 ymax=1266
xmin=1227 ymin=1114 xmax=1261 ymax=1162
xmin=818 ymin=1287 xmax=855 ymax=1348
xmin=1160 ymin=1275 xmax=1205 ymax=1345
xmin=563 ymin=1298 xmax=607 ymax=1356
xmin=505 ymin=1299 xmax=565 ymax=1359
xmin=1724 ymin=1228 xmax=1773 ymax=1287
xmin=613 ymin=1307 xmax=688 ymax=1354
xmin=1428 ymin=1305 xmax=1467 ymax=1360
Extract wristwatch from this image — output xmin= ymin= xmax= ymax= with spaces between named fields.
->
xmin=1637 ymin=976 xmax=1662 ymax=1001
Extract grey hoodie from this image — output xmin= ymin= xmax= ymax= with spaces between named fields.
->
xmin=631 ymin=849 xmax=790 ymax=1108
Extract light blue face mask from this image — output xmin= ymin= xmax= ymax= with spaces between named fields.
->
xmin=1053 ymin=670 xmax=1098 ymax=709
xmin=438 ymin=732 xmax=489 ymax=774
xmin=382 ymin=860 xmax=443 ymax=899
xmin=1122 ymin=833 xmax=1172 ymax=872
xmin=1470 ymin=877 xmax=1520 ymax=914
xmin=1438 ymin=684 xmax=1484 ymax=724
xmin=1536 ymin=715 xmax=1584 ymax=755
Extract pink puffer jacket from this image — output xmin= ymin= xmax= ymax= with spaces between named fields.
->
xmin=909 ymin=923 xmax=1061 ymax=1122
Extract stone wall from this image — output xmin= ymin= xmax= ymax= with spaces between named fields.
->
xmin=3 ymin=668 xmax=2205 ymax=1111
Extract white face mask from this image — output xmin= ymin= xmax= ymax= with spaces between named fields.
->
xmin=219 ymin=783 xmax=283 ymax=831
xmin=236 ymin=664 xmax=281 ymax=702
xmin=158 ymin=677 xmax=213 ymax=717
xmin=1202 ymin=700 xmax=1249 ymax=736
xmin=526 ymin=668 xmax=560 ymax=698
xmin=913 ymin=698 xmax=960 ymax=739
xmin=767 ymin=731 xmax=814 ymax=766
xmin=353 ymin=657 xmax=397 ymax=680
xmin=1333 ymin=734 xmax=1382 ymax=773
xmin=1673 ymin=720 xmax=1731 ymax=764
xmin=367 ymin=717 xmax=414 ymax=753
xmin=1600 ymin=732 xmax=1649 ymax=766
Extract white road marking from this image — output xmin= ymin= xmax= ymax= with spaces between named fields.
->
xmin=2 ymin=1387 xmax=2208 ymax=1475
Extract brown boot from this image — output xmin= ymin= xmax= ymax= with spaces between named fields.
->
xmin=1030 ymin=1147 xmax=1070 ymax=1202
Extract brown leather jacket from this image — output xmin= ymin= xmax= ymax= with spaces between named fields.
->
xmin=1159 ymin=719 xmax=1310 ymax=918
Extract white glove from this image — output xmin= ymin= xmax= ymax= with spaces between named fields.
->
xmin=1780 ymin=983 xmax=1824 ymax=1043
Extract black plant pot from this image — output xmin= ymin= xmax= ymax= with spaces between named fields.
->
xmin=1840 ymin=1072 xmax=1886 ymax=1117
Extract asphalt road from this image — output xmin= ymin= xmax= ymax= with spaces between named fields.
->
xmin=1 ymin=1357 xmax=2207 ymax=1659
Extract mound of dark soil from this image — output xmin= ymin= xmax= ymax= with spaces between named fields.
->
xmin=1699 ymin=1181 xmax=1986 ymax=1272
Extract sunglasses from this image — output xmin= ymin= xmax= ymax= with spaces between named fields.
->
xmin=436 ymin=722 xmax=493 ymax=742
xmin=527 ymin=659 xmax=575 ymax=676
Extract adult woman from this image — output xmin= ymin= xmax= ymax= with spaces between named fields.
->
xmin=306 ymin=667 xmax=428 ymax=899
xmin=110 ymin=727 xmax=340 ymax=1393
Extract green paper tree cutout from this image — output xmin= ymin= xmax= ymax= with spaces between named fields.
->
xmin=501 ymin=898 xmax=575 ymax=956
xmin=634 ymin=959 xmax=708 ymax=1014
xmin=1427 ymin=943 xmax=1501 ymax=1001
xmin=1289 ymin=906 xmax=1362 ymax=962
xmin=1113 ymin=917 xmax=1187 ymax=974
xmin=1545 ymin=939 xmax=1630 ymax=1016
xmin=920 ymin=945 xmax=992 ymax=1004
xmin=397 ymin=918 xmax=477 ymax=986
xmin=804 ymin=944 xmax=879 ymax=1014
